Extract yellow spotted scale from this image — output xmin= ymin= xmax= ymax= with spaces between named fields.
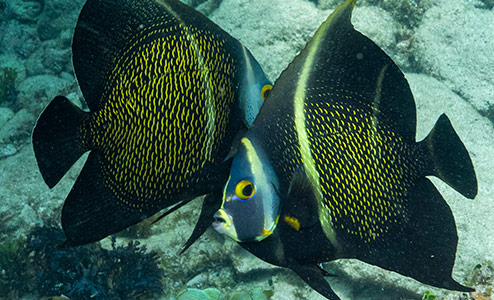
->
xmin=32 ymin=0 xmax=270 ymax=246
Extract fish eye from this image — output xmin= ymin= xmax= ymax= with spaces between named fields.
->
xmin=261 ymin=84 xmax=273 ymax=101
xmin=234 ymin=180 xmax=256 ymax=200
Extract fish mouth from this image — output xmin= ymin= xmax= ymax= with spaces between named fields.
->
xmin=213 ymin=211 xmax=226 ymax=224
xmin=212 ymin=210 xmax=227 ymax=233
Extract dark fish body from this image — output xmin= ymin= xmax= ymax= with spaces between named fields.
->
xmin=32 ymin=0 xmax=270 ymax=246
xmin=226 ymin=0 xmax=477 ymax=298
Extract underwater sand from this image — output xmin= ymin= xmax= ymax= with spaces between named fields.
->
xmin=0 ymin=0 xmax=493 ymax=299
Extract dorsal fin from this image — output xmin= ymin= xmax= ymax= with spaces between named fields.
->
xmin=264 ymin=0 xmax=417 ymax=142
xmin=72 ymin=0 xmax=236 ymax=111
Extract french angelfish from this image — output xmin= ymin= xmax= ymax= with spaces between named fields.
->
xmin=32 ymin=0 xmax=271 ymax=247
xmin=213 ymin=0 xmax=477 ymax=298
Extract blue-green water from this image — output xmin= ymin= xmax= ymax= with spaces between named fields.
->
xmin=1 ymin=0 xmax=493 ymax=299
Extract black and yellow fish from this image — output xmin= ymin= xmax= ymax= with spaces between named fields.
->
xmin=32 ymin=0 xmax=272 ymax=246
xmin=213 ymin=0 xmax=477 ymax=298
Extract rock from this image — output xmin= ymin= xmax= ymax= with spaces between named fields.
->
xmin=65 ymin=90 xmax=84 ymax=109
xmin=211 ymin=0 xmax=410 ymax=81
xmin=25 ymin=40 xmax=72 ymax=76
xmin=180 ymin=0 xmax=221 ymax=15
xmin=35 ymin=0 xmax=84 ymax=43
xmin=0 ymin=143 xmax=16 ymax=158
xmin=195 ymin=0 xmax=222 ymax=16
xmin=0 ymin=146 xmax=80 ymax=241
xmin=314 ymin=0 xmax=340 ymax=9
xmin=24 ymin=46 xmax=46 ymax=76
xmin=414 ymin=0 xmax=494 ymax=113
xmin=0 ymin=20 xmax=41 ymax=58
xmin=359 ymin=0 xmax=434 ymax=28
xmin=59 ymin=71 xmax=75 ymax=83
xmin=6 ymin=0 xmax=45 ymax=22
xmin=0 ymin=54 xmax=27 ymax=84
xmin=180 ymin=0 xmax=212 ymax=8
xmin=59 ymin=29 xmax=73 ymax=49
xmin=352 ymin=6 xmax=408 ymax=69
xmin=16 ymin=74 xmax=73 ymax=111
xmin=210 ymin=0 xmax=327 ymax=81
xmin=229 ymin=244 xmax=277 ymax=275
xmin=19 ymin=205 xmax=37 ymax=226
xmin=0 ymin=107 xmax=15 ymax=129
xmin=37 ymin=21 xmax=61 ymax=41
xmin=407 ymin=73 xmax=494 ymax=284
xmin=478 ymin=0 xmax=494 ymax=9
xmin=0 ymin=108 xmax=35 ymax=144
xmin=186 ymin=273 xmax=208 ymax=287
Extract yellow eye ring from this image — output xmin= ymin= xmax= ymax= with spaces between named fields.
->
xmin=234 ymin=180 xmax=256 ymax=200
xmin=261 ymin=84 xmax=273 ymax=101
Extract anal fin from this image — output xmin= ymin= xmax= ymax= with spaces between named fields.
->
xmin=284 ymin=165 xmax=321 ymax=230
xmin=361 ymin=178 xmax=473 ymax=292
xmin=61 ymin=152 xmax=148 ymax=246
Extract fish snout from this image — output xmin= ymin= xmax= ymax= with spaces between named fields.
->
xmin=213 ymin=210 xmax=226 ymax=225
xmin=212 ymin=209 xmax=230 ymax=234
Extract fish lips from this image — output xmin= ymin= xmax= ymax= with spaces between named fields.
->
xmin=212 ymin=209 xmax=236 ymax=237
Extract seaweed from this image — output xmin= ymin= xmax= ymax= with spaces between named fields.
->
xmin=421 ymin=290 xmax=436 ymax=300
xmin=1 ymin=224 xmax=165 ymax=299
xmin=0 ymin=238 xmax=29 ymax=298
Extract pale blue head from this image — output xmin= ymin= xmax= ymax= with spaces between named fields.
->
xmin=237 ymin=45 xmax=272 ymax=127
xmin=213 ymin=136 xmax=280 ymax=242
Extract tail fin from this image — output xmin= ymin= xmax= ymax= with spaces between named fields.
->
xmin=32 ymin=96 xmax=89 ymax=188
xmin=419 ymin=114 xmax=477 ymax=199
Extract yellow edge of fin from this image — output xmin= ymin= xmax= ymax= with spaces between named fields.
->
xmin=321 ymin=0 xmax=357 ymax=33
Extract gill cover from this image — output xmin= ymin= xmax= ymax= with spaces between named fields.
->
xmin=213 ymin=136 xmax=280 ymax=242
xmin=238 ymin=45 xmax=272 ymax=127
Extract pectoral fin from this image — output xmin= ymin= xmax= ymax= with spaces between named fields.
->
xmin=283 ymin=165 xmax=321 ymax=231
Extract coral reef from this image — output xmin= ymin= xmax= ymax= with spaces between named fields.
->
xmin=477 ymin=0 xmax=494 ymax=9
xmin=0 ymin=238 xmax=28 ymax=298
xmin=0 ymin=67 xmax=17 ymax=106
xmin=359 ymin=0 xmax=432 ymax=28
xmin=175 ymin=287 xmax=274 ymax=300
xmin=414 ymin=0 xmax=494 ymax=114
xmin=0 ymin=224 xmax=165 ymax=299
xmin=468 ymin=262 xmax=493 ymax=299
xmin=0 ymin=0 xmax=493 ymax=299
xmin=422 ymin=290 xmax=437 ymax=300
